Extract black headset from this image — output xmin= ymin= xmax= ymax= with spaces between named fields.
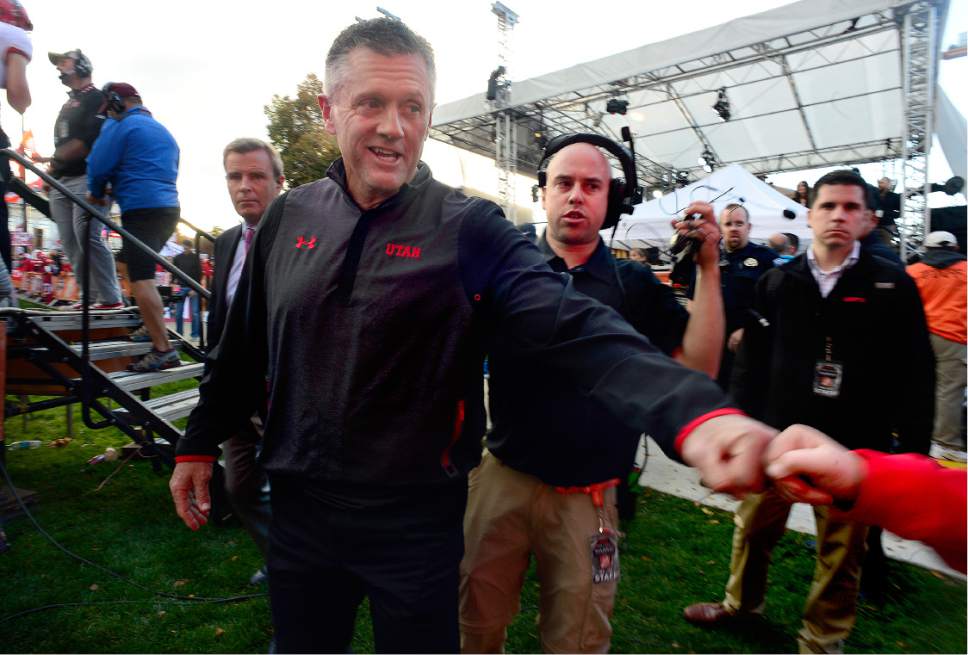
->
xmin=69 ymin=50 xmax=92 ymax=79
xmin=536 ymin=133 xmax=640 ymax=230
xmin=101 ymin=83 xmax=125 ymax=114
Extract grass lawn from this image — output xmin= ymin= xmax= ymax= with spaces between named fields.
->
xmin=1 ymin=400 xmax=965 ymax=653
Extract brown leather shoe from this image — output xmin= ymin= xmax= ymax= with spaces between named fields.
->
xmin=683 ymin=602 xmax=736 ymax=625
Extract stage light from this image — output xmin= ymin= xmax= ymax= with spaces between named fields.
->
xmin=606 ymin=98 xmax=629 ymax=115
xmin=486 ymin=66 xmax=506 ymax=101
xmin=676 ymin=170 xmax=691 ymax=187
xmin=712 ymin=87 xmax=731 ymax=122
xmin=698 ymin=148 xmax=715 ymax=173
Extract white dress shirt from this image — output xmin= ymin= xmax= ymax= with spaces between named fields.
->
xmin=806 ymin=241 xmax=861 ymax=298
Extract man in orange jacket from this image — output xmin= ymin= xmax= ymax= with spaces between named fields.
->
xmin=907 ymin=231 xmax=967 ymax=462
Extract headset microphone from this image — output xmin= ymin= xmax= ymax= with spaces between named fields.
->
xmin=668 ymin=186 xmax=736 ymax=263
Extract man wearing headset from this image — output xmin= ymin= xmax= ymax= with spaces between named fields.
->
xmin=460 ymin=138 xmax=725 ymax=653
xmin=86 ymin=82 xmax=181 ymax=372
xmin=43 ymin=50 xmax=124 ymax=311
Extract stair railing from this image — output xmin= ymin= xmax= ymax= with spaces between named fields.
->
xmin=1 ymin=148 xmax=210 ymax=430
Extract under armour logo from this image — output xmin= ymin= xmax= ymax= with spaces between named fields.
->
xmin=295 ymin=236 xmax=317 ymax=249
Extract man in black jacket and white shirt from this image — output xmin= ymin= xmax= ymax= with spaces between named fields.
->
xmin=684 ymin=170 xmax=934 ymax=654
xmin=207 ymin=138 xmax=284 ymax=585
xmin=169 ymin=18 xmax=778 ymax=654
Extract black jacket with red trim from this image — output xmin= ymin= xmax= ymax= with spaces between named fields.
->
xmin=176 ymin=160 xmax=736 ymax=487
xmin=732 ymin=250 xmax=934 ymax=453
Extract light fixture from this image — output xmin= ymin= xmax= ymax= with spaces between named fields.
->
xmin=606 ymin=98 xmax=629 ymax=115
xmin=486 ymin=65 xmax=506 ymax=102
xmin=698 ymin=148 xmax=715 ymax=173
xmin=676 ymin=170 xmax=691 ymax=187
xmin=712 ymin=87 xmax=731 ymax=122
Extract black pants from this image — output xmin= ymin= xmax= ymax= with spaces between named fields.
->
xmin=268 ymin=476 xmax=467 ymax=654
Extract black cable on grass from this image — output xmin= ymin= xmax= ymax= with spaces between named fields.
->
xmin=0 ymin=457 xmax=267 ymax=623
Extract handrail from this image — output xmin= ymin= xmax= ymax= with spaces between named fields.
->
xmin=0 ymin=148 xmax=210 ymax=300
xmin=177 ymin=217 xmax=216 ymax=244
xmin=1 ymin=147 xmax=213 ymax=428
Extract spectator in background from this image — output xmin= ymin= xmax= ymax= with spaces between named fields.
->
xmin=768 ymin=233 xmax=797 ymax=266
xmin=683 ymin=170 xmax=934 ymax=653
xmin=907 ymin=231 xmax=967 ymax=462
xmin=629 ymin=247 xmax=649 ymax=264
xmin=791 ymin=180 xmax=810 ymax=207
xmin=873 ymin=177 xmax=901 ymax=246
xmin=783 ymin=232 xmax=800 ymax=255
xmin=43 ymin=49 xmax=124 ymax=310
xmin=87 ymin=82 xmax=181 ymax=372
xmin=0 ymin=0 xmax=32 ymax=272
xmin=671 ymin=203 xmax=775 ymax=389
xmin=0 ymin=249 xmax=15 ymax=307
xmin=172 ymin=238 xmax=202 ymax=341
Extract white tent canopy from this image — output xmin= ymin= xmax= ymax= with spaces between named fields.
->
xmin=607 ymin=164 xmax=810 ymax=250
xmin=431 ymin=0 xmax=948 ymax=188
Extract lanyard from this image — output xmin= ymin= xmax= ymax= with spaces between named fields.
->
xmin=555 ymin=478 xmax=620 ymax=534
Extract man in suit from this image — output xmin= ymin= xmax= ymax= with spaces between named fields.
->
xmin=210 ymin=137 xmax=284 ymax=584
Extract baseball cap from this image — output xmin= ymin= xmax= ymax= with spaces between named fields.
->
xmin=104 ymin=82 xmax=140 ymax=99
xmin=48 ymin=48 xmax=91 ymax=71
xmin=923 ymin=231 xmax=958 ymax=248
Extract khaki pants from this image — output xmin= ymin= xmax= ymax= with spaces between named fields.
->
xmin=460 ymin=452 xmax=620 ymax=654
xmin=930 ymin=333 xmax=967 ymax=449
xmin=723 ymin=489 xmax=869 ymax=654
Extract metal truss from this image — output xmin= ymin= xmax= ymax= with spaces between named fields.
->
xmin=898 ymin=1 xmax=941 ymax=257
xmin=491 ymin=2 xmax=519 ymax=222
xmin=431 ymin=1 xmax=946 ymax=199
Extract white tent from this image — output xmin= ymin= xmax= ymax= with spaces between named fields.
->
xmin=607 ymin=164 xmax=810 ymax=249
xmin=432 ymin=0 xmax=948 ymax=186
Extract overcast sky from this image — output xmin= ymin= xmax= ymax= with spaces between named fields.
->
xmin=12 ymin=0 xmax=966 ymax=231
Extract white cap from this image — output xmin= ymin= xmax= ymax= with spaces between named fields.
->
xmin=924 ymin=231 xmax=958 ymax=248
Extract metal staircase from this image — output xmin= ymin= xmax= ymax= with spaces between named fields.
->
xmin=1 ymin=147 xmax=215 ymax=470
xmin=4 ymin=307 xmax=206 ymax=467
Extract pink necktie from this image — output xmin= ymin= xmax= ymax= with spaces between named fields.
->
xmin=244 ymin=227 xmax=254 ymax=253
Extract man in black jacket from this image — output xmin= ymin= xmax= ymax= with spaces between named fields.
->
xmin=684 ymin=170 xmax=934 ymax=653
xmin=460 ymin=140 xmax=724 ymax=653
xmin=172 ymin=240 xmax=202 ymax=340
xmin=207 ymin=137 xmax=284 ymax=584
xmin=169 ymin=18 xmax=778 ymax=653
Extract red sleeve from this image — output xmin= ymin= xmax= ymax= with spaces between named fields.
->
xmin=174 ymin=455 xmax=217 ymax=464
xmin=836 ymin=450 xmax=966 ymax=573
